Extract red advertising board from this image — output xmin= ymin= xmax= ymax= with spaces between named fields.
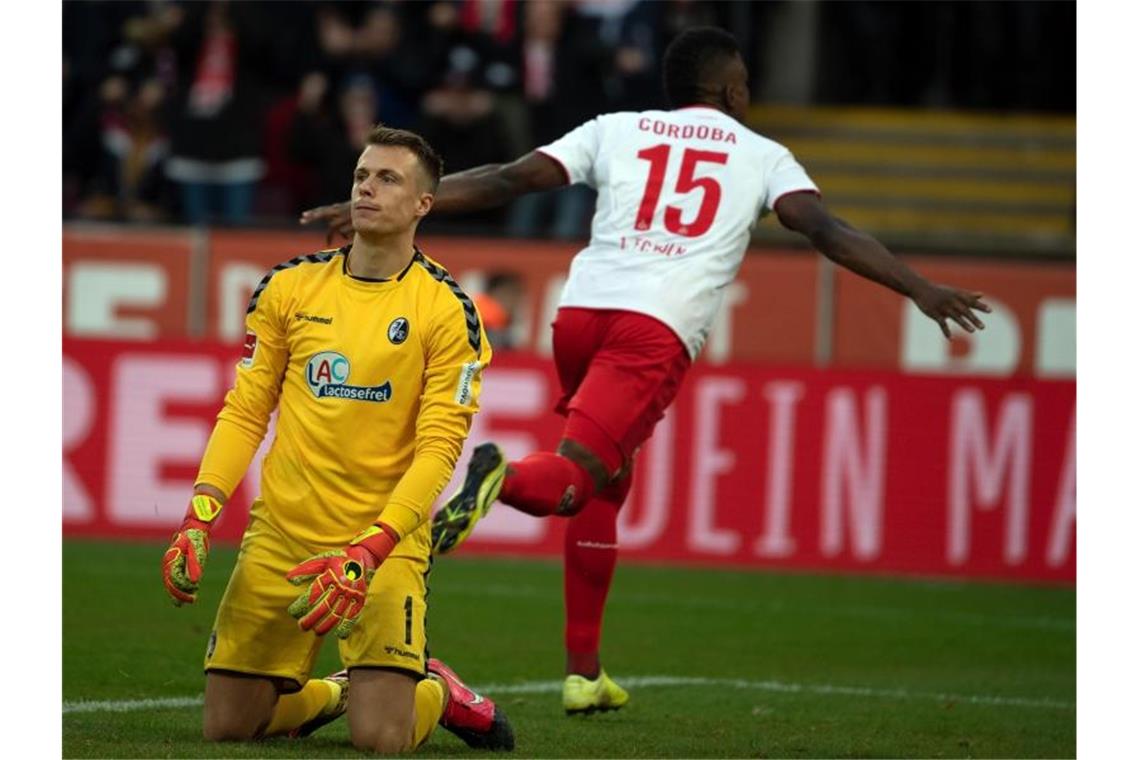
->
xmin=63 ymin=226 xmax=198 ymax=339
xmin=63 ymin=225 xmax=1074 ymax=377
xmin=63 ymin=338 xmax=1074 ymax=583
xmin=831 ymin=259 xmax=1077 ymax=377
xmin=204 ymin=230 xmax=823 ymax=364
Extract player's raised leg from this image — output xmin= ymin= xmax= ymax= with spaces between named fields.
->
xmin=496 ymin=309 xmax=686 ymax=526
xmin=430 ymin=419 xmax=616 ymax=554
xmin=431 ymin=309 xmax=621 ymax=554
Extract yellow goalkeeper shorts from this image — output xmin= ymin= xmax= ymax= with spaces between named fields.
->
xmin=203 ymin=504 xmax=431 ymax=688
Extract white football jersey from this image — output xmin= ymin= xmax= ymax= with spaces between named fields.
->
xmin=538 ymin=106 xmax=818 ymax=358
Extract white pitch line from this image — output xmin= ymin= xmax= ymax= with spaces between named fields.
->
xmin=63 ymin=696 xmax=205 ymax=714
xmin=476 ymin=676 xmax=1073 ymax=710
xmin=63 ymin=676 xmax=1072 ymax=715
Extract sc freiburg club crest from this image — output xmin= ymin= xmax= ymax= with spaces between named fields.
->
xmin=388 ymin=317 xmax=410 ymax=345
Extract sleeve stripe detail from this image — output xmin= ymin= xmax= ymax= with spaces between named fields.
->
xmin=413 ymin=250 xmax=483 ymax=355
xmin=245 ymin=248 xmax=344 ymax=314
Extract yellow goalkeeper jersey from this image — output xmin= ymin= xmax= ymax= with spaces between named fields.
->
xmin=195 ymin=246 xmax=491 ymax=558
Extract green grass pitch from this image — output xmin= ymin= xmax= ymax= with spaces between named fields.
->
xmin=63 ymin=539 xmax=1074 ymax=758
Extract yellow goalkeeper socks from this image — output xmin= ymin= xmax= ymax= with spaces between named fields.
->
xmin=412 ymin=676 xmax=446 ymax=748
xmin=263 ymin=678 xmax=338 ymax=736
xmin=262 ymin=675 xmax=438 ymax=744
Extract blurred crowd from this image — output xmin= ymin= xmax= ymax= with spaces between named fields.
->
xmin=63 ymin=0 xmax=1074 ymax=234
xmin=63 ymin=0 xmax=704 ymax=234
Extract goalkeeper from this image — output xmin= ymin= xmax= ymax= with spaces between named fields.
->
xmin=160 ymin=125 xmax=511 ymax=753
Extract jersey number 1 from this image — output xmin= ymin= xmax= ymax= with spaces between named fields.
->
xmin=634 ymin=145 xmax=728 ymax=237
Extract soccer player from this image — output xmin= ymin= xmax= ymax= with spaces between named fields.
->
xmin=161 ymin=125 xmax=514 ymax=753
xmin=301 ymin=27 xmax=991 ymax=715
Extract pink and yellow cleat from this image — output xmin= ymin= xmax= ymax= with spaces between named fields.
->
xmin=427 ymin=658 xmax=515 ymax=751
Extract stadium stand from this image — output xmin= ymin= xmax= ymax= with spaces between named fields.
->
xmin=748 ymin=104 xmax=1076 ymax=258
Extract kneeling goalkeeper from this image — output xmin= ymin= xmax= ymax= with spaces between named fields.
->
xmin=160 ymin=125 xmax=512 ymax=753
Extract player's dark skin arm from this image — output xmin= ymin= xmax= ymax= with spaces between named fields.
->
xmin=433 ymin=152 xmax=566 ymax=213
xmin=775 ymin=191 xmax=991 ymax=338
xmin=299 ymin=153 xmax=565 ymax=241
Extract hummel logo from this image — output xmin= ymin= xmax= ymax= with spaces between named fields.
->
xmin=295 ymin=311 xmax=333 ymax=324
xmin=384 ymin=645 xmax=419 ymax=660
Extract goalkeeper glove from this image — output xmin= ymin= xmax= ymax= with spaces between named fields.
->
xmin=161 ymin=493 xmax=224 ymax=606
xmin=286 ymin=522 xmax=399 ymax=639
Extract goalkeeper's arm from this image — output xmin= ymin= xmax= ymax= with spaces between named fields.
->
xmin=162 ymin=267 xmax=289 ymax=605
xmin=160 ymin=410 xmax=273 ymax=606
xmin=160 ymin=485 xmax=227 ymax=605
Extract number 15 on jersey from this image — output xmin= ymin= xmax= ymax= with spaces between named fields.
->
xmin=634 ymin=145 xmax=729 ymax=238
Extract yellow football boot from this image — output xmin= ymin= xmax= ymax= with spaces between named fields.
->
xmin=431 ymin=443 xmax=506 ymax=554
xmin=562 ymin=669 xmax=630 ymax=715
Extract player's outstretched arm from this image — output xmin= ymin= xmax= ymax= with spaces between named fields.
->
xmin=299 ymin=152 xmax=566 ymax=239
xmin=431 ymin=151 xmax=566 ymax=214
xmin=775 ymin=191 xmax=991 ymax=339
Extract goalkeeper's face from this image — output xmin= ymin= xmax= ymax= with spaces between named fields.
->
xmin=350 ymin=145 xmax=435 ymax=237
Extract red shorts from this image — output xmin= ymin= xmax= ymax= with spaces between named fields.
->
xmin=552 ymin=307 xmax=691 ymax=461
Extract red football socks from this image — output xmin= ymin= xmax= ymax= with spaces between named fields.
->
xmin=498 ymin=451 xmax=595 ymax=516
xmin=497 ymin=412 xmax=634 ymax=676
xmin=563 ymin=470 xmax=633 ymax=677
